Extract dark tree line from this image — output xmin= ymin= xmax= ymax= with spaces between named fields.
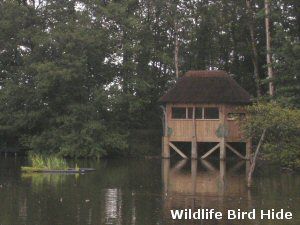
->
xmin=0 ymin=0 xmax=299 ymax=157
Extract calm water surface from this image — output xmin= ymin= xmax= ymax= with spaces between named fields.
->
xmin=0 ymin=157 xmax=299 ymax=225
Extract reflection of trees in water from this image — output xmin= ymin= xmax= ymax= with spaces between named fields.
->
xmin=15 ymin=160 xmax=151 ymax=225
xmin=18 ymin=195 xmax=27 ymax=223
xmin=21 ymin=173 xmax=70 ymax=192
xmin=0 ymin=158 xmax=182 ymax=225
xmin=1 ymin=158 xmax=299 ymax=225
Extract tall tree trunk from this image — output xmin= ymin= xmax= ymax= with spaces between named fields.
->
xmin=265 ymin=0 xmax=274 ymax=96
xmin=247 ymin=129 xmax=266 ymax=188
xmin=174 ymin=21 xmax=179 ymax=79
xmin=246 ymin=0 xmax=261 ymax=97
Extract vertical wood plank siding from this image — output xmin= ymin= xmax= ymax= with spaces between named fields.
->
xmin=166 ymin=103 xmax=245 ymax=142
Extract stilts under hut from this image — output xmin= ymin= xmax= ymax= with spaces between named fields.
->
xmin=159 ymin=70 xmax=252 ymax=160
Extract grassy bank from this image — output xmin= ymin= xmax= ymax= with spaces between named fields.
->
xmin=22 ymin=154 xmax=69 ymax=172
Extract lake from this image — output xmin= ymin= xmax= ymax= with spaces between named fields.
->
xmin=0 ymin=156 xmax=299 ymax=225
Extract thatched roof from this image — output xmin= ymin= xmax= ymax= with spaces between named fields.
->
xmin=159 ymin=70 xmax=251 ymax=104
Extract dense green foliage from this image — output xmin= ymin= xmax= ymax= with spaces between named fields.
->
xmin=0 ymin=0 xmax=299 ymax=159
xmin=243 ymin=102 xmax=300 ymax=168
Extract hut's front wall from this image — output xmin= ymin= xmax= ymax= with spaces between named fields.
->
xmin=166 ymin=103 xmax=245 ymax=142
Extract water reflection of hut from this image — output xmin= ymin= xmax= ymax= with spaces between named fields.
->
xmin=159 ymin=70 xmax=252 ymax=160
xmin=162 ymin=159 xmax=251 ymax=212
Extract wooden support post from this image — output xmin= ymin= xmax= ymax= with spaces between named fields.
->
xmin=162 ymin=136 xmax=170 ymax=158
xmin=228 ymin=161 xmax=245 ymax=173
xmin=191 ymin=139 xmax=197 ymax=159
xmin=246 ymin=140 xmax=252 ymax=160
xmin=226 ymin=143 xmax=246 ymax=160
xmin=162 ymin=159 xmax=170 ymax=194
xmin=169 ymin=142 xmax=188 ymax=159
xmin=191 ymin=160 xmax=197 ymax=192
xmin=201 ymin=160 xmax=218 ymax=172
xmin=171 ymin=159 xmax=187 ymax=172
xmin=220 ymin=105 xmax=226 ymax=161
xmin=191 ymin=106 xmax=197 ymax=160
xmin=201 ymin=143 xmax=220 ymax=159
xmin=220 ymin=139 xmax=226 ymax=160
xmin=219 ymin=160 xmax=226 ymax=196
xmin=191 ymin=160 xmax=197 ymax=210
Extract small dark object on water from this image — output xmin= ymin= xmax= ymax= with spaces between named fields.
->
xmin=40 ymin=168 xmax=96 ymax=174
xmin=21 ymin=167 xmax=96 ymax=174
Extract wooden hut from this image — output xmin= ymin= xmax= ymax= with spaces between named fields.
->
xmin=159 ymin=70 xmax=252 ymax=160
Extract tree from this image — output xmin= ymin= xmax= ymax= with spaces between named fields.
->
xmin=243 ymin=102 xmax=300 ymax=186
xmin=0 ymin=0 xmax=298 ymax=158
xmin=0 ymin=0 xmax=127 ymax=157
xmin=265 ymin=0 xmax=275 ymax=96
xmin=246 ymin=0 xmax=261 ymax=97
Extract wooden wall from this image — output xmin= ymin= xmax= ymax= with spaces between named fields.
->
xmin=166 ymin=103 xmax=246 ymax=142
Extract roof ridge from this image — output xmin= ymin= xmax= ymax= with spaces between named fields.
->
xmin=184 ymin=70 xmax=228 ymax=78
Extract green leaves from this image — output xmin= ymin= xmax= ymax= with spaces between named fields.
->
xmin=0 ymin=0 xmax=127 ymax=158
xmin=0 ymin=0 xmax=299 ymax=159
xmin=243 ymin=102 xmax=300 ymax=168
